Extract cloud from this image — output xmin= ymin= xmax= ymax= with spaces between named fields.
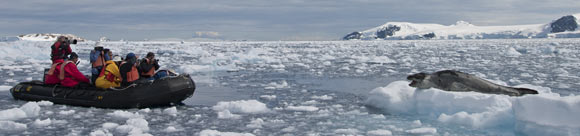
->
xmin=0 ymin=0 xmax=579 ymax=40
xmin=194 ymin=31 xmax=221 ymax=38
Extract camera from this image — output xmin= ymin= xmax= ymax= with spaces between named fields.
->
xmin=62 ymin=38 xmax=77 ymax=45
xmin=94 ymin=46 xmax=104 ymax=52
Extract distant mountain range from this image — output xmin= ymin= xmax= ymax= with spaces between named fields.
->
xmin=343 ymin=13 xmax=580 ymax=40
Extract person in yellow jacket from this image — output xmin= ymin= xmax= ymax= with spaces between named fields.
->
xmin=95 ymin=53 xmax=122 ymax=89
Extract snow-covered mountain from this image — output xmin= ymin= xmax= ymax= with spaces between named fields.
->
xmin=18 ymin=33 xmax=86 ymax=42
xmin=344 ymin=13 xmax=580 ymax=40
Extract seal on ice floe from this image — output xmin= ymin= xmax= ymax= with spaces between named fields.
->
xmin=407 ymin=70 xmax=538 ymax=96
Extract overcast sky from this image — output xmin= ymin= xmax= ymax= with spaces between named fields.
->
xmin=1 ymin=0 xmax=579 ymax=41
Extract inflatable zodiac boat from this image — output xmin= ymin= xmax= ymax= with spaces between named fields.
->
xmin=10 ymin=75 xmax=195 ymax=109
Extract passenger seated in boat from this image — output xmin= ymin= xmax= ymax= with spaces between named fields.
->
xmin=95 ymin=51 xmax=122 ymax=89
xmin=45 ymin=52 xmax=91 ymax=88
xmin=139 ymin=52 xmax=160 ymax=80
xmin=120 ymin=53 xmax=140 ymax=87
xmin=44 ymin=59 xmax=64 ymax=85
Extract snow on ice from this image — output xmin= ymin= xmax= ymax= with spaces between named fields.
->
xmin=366 ymin=80 xmax=580 ymax=135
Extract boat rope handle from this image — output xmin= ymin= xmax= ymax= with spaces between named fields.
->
xmin=51 ymin=85 xmax=59 ymax=97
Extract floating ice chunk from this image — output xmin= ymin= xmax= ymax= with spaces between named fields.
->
xmin=264 ymin=81 xmax=289 ymax=89
xmin=281 ymin=126 xmax=296 ymax=132
xmin=270 ymin=64 xmax=285 ymax=69
xmin=116 ymin=118 xmax=150 ymax=135
xmin=163 ymin=107 xmax=178 ymax=116
xmin=37 ymin=101 xmax=53 ymax=106
xmin=59 ymin=110 xmax=75 ymax=115
xmin=539 ymin=45 xmax=558 ymax=54
xmin=259 ymin=95 xmax=276 ymax=100
xmin=246 ymin=118 xmax=264 ymax=128
xmin=285 ymin=106 xmax=319 ymax=112
xmin=513 ymin=94 xmax=580 ymax=135
xmin=107 ymin=110 xmax=144 ymax=119
xmin=339 ymin=66 xmax=350 ymax=71
xmin=32 ymin=118 xmax=51 ymax=127
xmin=405 ymin=127 xmax=437 ymax=135
xmin=89 ymin=129 xmax=113 ymax=136
xmin=301 ymin=100 xmax=319 ymax=105
xmin=115 ymin=125 xmax=136 ymax=134
xmin=367 ymin=80 xmax=580 ymax=135
xmin=505 ymin=47 xmax=522 ymax=57
xmin=437 ymin=109 xmax=513 ymax=128
xmin=370 ymin=114 xmax=386 ymax=119
xmin=199 ymin=129 xmax=255 ymax=136
xmin=0 ymin=86 xmax=11 ymax=92
xmin=20 ymin=102 xmax=41 ymax=117
xmin=139 ymin=108 xmax=151 ymax=113
xmin=212 ymin=100 xmax=271 ymax=114
xmin=365 ymin=81 xmax=416 ymax=113
xmin=217 ymin=110 xmax=241 ymax=119
xmin=334 ymin=128 xmax=360 ymax=135
xmin=126 ymin=118 xmax=149 ymax=132
xmin=0 ymin=121 xmax=27 ymax=132
xmin=163 ymin=126 xmax=181 ymax=132
xmin=102 ymin=122 xmax=119 ymax=130
xmin=0 ymin=108 xmax=27 ymax=121
xmin=367 ymin=129 xmax=393 ymax=136
xmin=311 ymin=95 xmax=333 ymax=100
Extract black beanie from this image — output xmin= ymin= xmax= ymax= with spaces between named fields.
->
xmin=69 ymin=52 xmax=78 ymax=60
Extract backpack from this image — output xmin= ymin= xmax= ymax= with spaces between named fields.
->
xmin=51 ymin=42 xmax=69 ymax=60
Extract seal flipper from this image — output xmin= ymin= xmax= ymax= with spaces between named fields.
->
xmin=513 ymin=87 xmax=539 ymax=96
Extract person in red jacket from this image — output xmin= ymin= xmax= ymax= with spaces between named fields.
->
xmin=48 ymin=52 xmax=90 ymax=88
xmin=44 ymin=59 xmax=64 ymax=85
xmin=51 ymin=36 xmax=72 ymax=63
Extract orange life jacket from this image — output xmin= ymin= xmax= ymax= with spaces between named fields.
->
xmin=121 ymin=61 xmax=139 ymax=82
xmin=141 ymin=58 xmax=156 ymax=77
xmin=59 ymin=61 xmax=74 ymax=80
xmin=92 ymin=52 xmax=105 ymax=68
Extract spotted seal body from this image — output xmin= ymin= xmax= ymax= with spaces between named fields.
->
xmin=407 ymin=70 xmax=538 ymax=96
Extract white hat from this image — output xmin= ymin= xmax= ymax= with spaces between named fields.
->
xmin=95 ymin=42 xmax=103 ymax=47
xmin=112 ymin=56 xmax=122 ymax=61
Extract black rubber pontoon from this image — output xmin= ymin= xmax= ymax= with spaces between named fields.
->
xmin=10 ymin=75 xmax=195 ymax=109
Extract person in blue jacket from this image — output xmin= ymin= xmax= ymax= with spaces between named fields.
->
xmin=89 ymin=45 xmax=110 ymax=84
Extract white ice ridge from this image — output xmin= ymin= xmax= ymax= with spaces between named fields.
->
xmin=365 ymin=81 xmax=580 ymax=135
